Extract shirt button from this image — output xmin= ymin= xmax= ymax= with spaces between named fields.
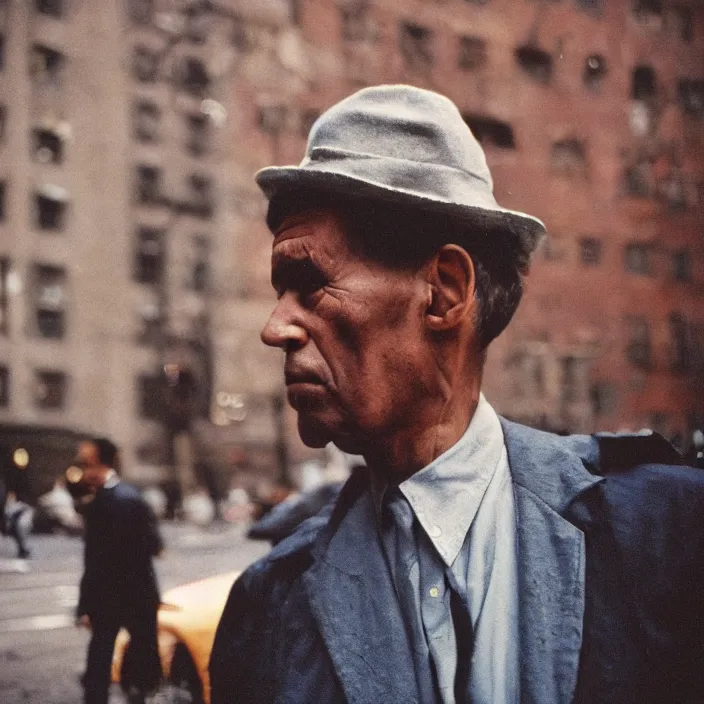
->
xmin=429 ymin=586 xmax=440 ymax=598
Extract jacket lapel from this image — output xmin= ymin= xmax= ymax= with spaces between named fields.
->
xmin=500 ymin=419 xmax=604 ymax=704
xmin=303 ymin=475 xmax=419 ymax=704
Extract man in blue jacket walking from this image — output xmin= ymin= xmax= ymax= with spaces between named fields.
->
xmin=210 ymin=85 xmax=704 ymax=704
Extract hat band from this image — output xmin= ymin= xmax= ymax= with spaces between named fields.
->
xmin=297 ymin=146 xmax=499 ymax=211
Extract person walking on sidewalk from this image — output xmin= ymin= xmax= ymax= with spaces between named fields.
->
xmin=75 ymin=437 xmax=163 ymax=704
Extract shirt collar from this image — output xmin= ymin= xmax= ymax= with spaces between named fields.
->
xmin=395 ymin=394 xmax=505 ymax=567
xmin=102 ymin=470 xmax=119 ymax=489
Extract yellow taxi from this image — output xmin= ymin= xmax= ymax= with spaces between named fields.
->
xmin=111 ymin=571 xmax=239 ymax=704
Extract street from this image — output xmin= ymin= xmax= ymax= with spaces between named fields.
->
xmin=0 ymin=523 xmax=269 ymax=703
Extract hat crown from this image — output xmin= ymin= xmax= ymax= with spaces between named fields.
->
xmin=305 ymin=85 xmax=494 ymax=190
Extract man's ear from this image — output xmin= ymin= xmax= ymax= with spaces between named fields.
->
xmin=425 ymin=244 xmax=475 ymax=331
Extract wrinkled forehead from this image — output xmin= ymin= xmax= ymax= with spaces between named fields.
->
xmin=272 ymin=209 xmax=349 ymax=259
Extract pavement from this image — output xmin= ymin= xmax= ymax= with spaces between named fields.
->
xmin=0 ymin=522 xmax=269 ymax=704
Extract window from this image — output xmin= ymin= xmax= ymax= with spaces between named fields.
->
xmin=258 ymin=105 xmax=287 ymax=135
xmin=33 ymin=129 xmax=63 ymax=164
xmin=633 ymin=0 xmax=663 ymax=23
xmin=134 ymin=228 xmax=164 ymax=284
xmin=462 ymin=114 xmax=516 ymax=149
xmin=128 ymin=0 xmax=153 ymax=25
xmin=671 ymin=6 xmax=694 ymax=41
xmin=399 ymin=23 xmax=433 ymax=71
xmin=30 ymin=44 xmax=65 ymax=85
xmin=132 ymin=46 xmax=159 ymax=83
xmin=35 ymin=370 xmax=67 ymax=409
xmin=624 ymin=161 xmax=652 ymax=197
xmin=458 ymin=36 xmax=487 ymax=70
xmin=625 ymin=243 xmax=653 ymax=275
xmin=138 ymin=373 xmax=162 ymax=420
xmin=178 ymin=57 xmax=210 ymax=97
xmin=35 ymin=0 xmax=63 ymax=18
xmin=0 ymin=366 xmax=8 ymax=407
xmin=671 ymin=250 xmax=691 ymax=282
xmin=138 ymin=297 xmax=162 ymax=346
xmin=341 ymin=2 xmax=377 ymax=42
xmin=551 ymin=139 xmax=587 ymax=177
xmin=583 ymin=54 xmax=607 ymax=90
xmin=186 ymin=113 xmax=210 ymax=156
xmin=185 ymin=4 xmax=211 ymax=43
xmin=191 ymin=236 xmax=210 ymax=292
xmin=35 ymin=264 xmax=66 ymax=339
xmin=0 ymin=257 xmax=9 ymax=335
xmin=133 ymin=100 xmax=160 ymax=142
xmin=561 ymin=356 xmax=584 ymax=403
xmin=669 ymin=313 xmax=690 ymax=372
xmin=0 ymin=105 xmax=6 ymax=142
xmin=678 ymin=80 xmax=704 ymax=119
xmin=187 ymin=174 xmax=214 ymax=218
xmin=515 ymin=45 xmax=553 ymax=83
xmin=0 ymin=35 xmax=5 ymax=72
xmin=632 ymin=66 xmax=657 ymax=101
xmin=35 ymin=188 xmax=68 ymax=230
xmin=626 ymin=317 xmax=652 ymax=368
xmin=136 ymin=165 xmax=162 ymax=205
xmin=542 ymin=235 xmax=567 ymax=262
xmin=580 ymin=237 xmax=602 ymax=266
xmin=0 ymin=181 xmax=5 ymax=220
xmin=590 ymin=382 xmax=617 ymax=416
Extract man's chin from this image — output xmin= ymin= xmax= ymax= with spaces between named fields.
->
xmin=297 ymin=415 xmax=334 ymax=449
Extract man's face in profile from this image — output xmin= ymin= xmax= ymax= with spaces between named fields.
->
xmin=76 ymin=441 xmax=103 ymax=490
xmin=261 ymin=209 xmax=436 ymax=454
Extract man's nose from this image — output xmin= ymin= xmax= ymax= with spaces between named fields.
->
xmin=261 ymin=297 xmax=308 ymax=350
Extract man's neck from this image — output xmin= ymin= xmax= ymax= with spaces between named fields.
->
xmin=364 ymin=386 xmax=481 ymax=482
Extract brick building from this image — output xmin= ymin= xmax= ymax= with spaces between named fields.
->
xmin=0 ymin=0 xmax=702 ymax=496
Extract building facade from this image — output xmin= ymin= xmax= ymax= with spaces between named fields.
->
xmin=0 ymin=0 xmax=702 ymax=495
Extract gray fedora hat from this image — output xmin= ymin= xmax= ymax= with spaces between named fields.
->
xmin=256 ymin=84 xmax=546 ymax=252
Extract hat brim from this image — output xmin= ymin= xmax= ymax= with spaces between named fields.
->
xmin=256 ymin=165 xmax=546 ymax=252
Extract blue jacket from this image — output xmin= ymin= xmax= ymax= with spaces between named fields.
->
xmin=210 ymin=420 xmax=704 ymax=704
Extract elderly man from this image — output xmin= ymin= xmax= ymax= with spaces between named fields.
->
xmin=210 ymin=86 xmax=704 ymax=704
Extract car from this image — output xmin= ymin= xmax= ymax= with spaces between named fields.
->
xmin=111 ymin=571 xmax=240 ymax=704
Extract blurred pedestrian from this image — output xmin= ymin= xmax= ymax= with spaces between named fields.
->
xmin=211 ymin=85 xmax=704 ymax=704
xmin=3 ymin=490 xmax=33 ymax=559
xmin=75 ymin=437 xmax=163 ymax=704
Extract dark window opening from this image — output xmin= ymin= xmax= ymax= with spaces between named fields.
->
xmin=583 ymin=54 xmax=607 ymax=90
xmin=671 ymin=6 xmax=694 ymax=41
xmin=463 ymin=114 xmax=516 ymax=149
xmin=458 ymin=35 xmax=487 ymax=71
xmin=138 ymin=374 xmax=163 ymax=420
xmin=543 ymin=235 xmax=566 ymax=261
xmin=551 ymin=139 xmax=587 ymax=177
xmin=186 ymin=113 xmax=210 ymax=156
xmin=671 ymin=249 xmax=691 ymax=282
xmin=0 ymin=105 xmax=6 ymax=142
xmin=632 ymin=65 xmax=657 ymax=101
xmin=33 ymin=129 xmax=63 ymax=164
xmin=290 ymin=0 xmax=301 ymax=25
xmin=185 ymin=5 xmax=211 ymax=43
xmin=36 ymin=192 xmax=67 ymax=230
xmin=30 ymin=44 xmax=65 ymax=84
xmin=341 ymin=2 xmax=377 ymax=42
xmin=35 ymin=0 xmax=63 ymax=18
xmin=191 ymin=236 xmax=210 ymax=292
xmin=625 ymin=243 xmax=653 ymax=275
xmin=633 ymin=0 xmax=663 ymax=22
xmin=133 ymin=46 xmax=160 ymax=83
xmin=0 ymin=181 xmax=5 ymax=220
xmin=136 ymin=165 xmax=162 ymax=205
xmin=624 ymin=161 xmax=652 ymax=197
xmin=134 ymin=228 xmax=164 ymax=284
xmin=300 ymin=109 xmax=321 ymax=138
xmin=515 ymin=45 xmax=553 ymax=83
xmin=576 ymin=0 xmax=603 ymax=14
xmin=0 ymin=258 xmax=9 ymax=336
xmin=133 ymin=100 xmax=160 ymax=142
xmin=0 ymin=36 xmax=5 ymax=72
xmin=678 ymin=80 xmax=704 ymax=118
xmin=561 ymin=356 xmax=582 ymax=403
xmin=399 ymin=23 xmax=434 ymax=70
xmin=258 ymin=105 xmax=287 ymax=135
xmin=128 ymin=0 xmax=154 ymax=25
xmin=35 ymin=264 xmax=66 ymax=339
xmin=179 ymin=57 xmax=210 ymax=97
xmin=35 ymin=370 xmax=67 ymax=409
xmin=669 ymin=313 xmax=690 ymax=372
xmin=231 ymin=15 xmax=248 ymax=50
xmin=659 ymin=174 xmax=686 ymax=210
xmin=138 ymin=298 xmax=162 ymax=346
xmin=580 ymin=237 xmax=602 ymax=266
xmin=590 ymin=382 xmax=617 ymax=416
xmin=187 ymin=174 xmax=214 ymax=218
xmin=626 ymin=317 xmax=652 ymax=368
xmin=0 ymin=366 xmax=8 ymax=407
